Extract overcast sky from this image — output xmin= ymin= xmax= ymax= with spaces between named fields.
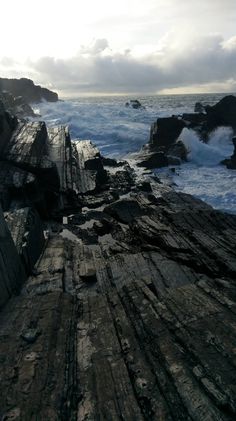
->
xmin=0 ymin=0 xmax=236 ymax=96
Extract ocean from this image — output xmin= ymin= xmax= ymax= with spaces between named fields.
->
xmin=32 ymin=93 xmax=236 ymax=214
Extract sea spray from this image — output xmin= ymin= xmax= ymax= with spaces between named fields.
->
xmin=179 ymin=127 xmax=234 ymax=166
xmin=32 ymin=94 xmax=236 ymax=213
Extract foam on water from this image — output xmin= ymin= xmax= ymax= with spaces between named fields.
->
xmin=32 ymin=94 xmax=236 ymax=214
xmin=180 ymin=126 xmax=234 ymax=166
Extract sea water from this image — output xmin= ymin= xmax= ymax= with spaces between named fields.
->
xmin=32 ymin=93 xmax=236 ymax=214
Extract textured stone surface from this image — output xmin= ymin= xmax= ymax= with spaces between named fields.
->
xmin=0 ymin=205 xmax=26 ymax=308
xmin=1 ymin=118 xmax=236 ymax=419
xmin=5 ymin=207 xmax=45 ymax=274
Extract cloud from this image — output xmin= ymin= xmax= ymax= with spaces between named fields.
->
xmin=1 ymin=33 xmax=236 ymax=95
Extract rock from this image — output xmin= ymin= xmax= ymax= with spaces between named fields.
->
xmin=1 ymin=116 xmax=236 ymax=420
xmin=0 ymin=77 xmax=58 ymax=103
xmin=150 ymin=116 xmax=186 ymax=150
xmin=72 ymin=140 xmax=108 ymax=194
xmin=0 ymin=100 xmax=18 ymax=155
xmin=182 ymin=112 xmax=206 ymax=128
xmin=102 ymin=156 xmax=125 ymax=167
xmin=194 ymin=102 xmax=205 ymax=113
xmin=0 ymin=204 xmax=26 ymax=308
xmin=125 ymin=99 xmax=144 ymax=109
xmin=0 ymin=91 xmax=35 ymax=118
xmin=206 ymin=95 xmax=236 ymax=130
xmin=137 ymin=151 xmax=169 ymax=169
xmin=167 ymin=140 xmax=188 ymax=161
xmin=4 ymin=207 xmax=45 ymax=275
xmin=167 ymin=155 xmax=181 ymax=165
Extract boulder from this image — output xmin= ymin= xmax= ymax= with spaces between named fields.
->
xmin=150 ymin=116 xmax=186 ymax=150
xmin=125 ymin=99 xmax=144 ymax=109
xmin=137 ymin=151 xmax=169 ymax=169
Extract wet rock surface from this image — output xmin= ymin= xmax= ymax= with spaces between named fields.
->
xmin=137 ymin=95 xmax=236 ymax=169
xmin=0 ymin=112 xmax=236 ymax=419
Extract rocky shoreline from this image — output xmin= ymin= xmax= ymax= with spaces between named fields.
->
xmin=135 ymin=95 xmax=236 ymax=170
xmin=0 ymin=92 xmax=236 ymax=420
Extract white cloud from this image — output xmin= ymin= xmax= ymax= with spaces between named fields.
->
xmin=1 ymin=33 xmax=228 ymax=96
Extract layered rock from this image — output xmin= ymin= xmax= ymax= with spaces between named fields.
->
xmin=0 ymin=205 xmax=26 ymax=307
xmin=0 ymin=77 xmax=58 ymax=103
xmin=0 ymin=91 xmax=35 ymax=118
xmin=138 ymin=95 xmax=236 ymax=170
xmin=0 ymin=116 xmax=236 ymax=419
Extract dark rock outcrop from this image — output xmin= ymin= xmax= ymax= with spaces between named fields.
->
xmin=0 ymin=77 xmax=58 ymax=103
xmin=125 ymin=99 xmax=144 ymax=109
xmin=137 ymin=150 xmax=169 ymax=169
xmin=0 ymin=205 xmax=26 ymax=307
xmin=1 ymin=113 xmax=236 ymax=419
xmin=0 ymin=91 xmax=35 ymax=118
xmin=150 ymin=116 xmax=186 ymax=150
xmin=205 ymin=95 xmax=236 ymax=131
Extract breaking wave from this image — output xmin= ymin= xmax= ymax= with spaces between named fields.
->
xmin=32 ymin=94 xmax=236 ymax=214
xmin=180 ymin=127 xmax=234 ymax=166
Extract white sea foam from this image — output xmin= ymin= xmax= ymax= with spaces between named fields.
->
xmin=32 ymin=94 xmax=236 ymax=214
xmin=179 ymin=126 xmax=234 ymax=166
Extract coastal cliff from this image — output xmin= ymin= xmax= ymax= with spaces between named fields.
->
xmin=0 ymin=100 xmax=236 ymax=420
xmin=0 ymin=77 xmax=58 ymax=103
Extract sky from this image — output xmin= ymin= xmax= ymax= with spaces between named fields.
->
xmin=0 ymin=0 xmax=236 ymax=96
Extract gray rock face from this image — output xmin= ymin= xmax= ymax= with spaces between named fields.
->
xmin=0 ymin=205 xmax=26 ymax=308
xmin=4 ymin=207 xmax=45 ymax=274
xmin=0 ymin=77 xmax=58 ymax=103
xmin=1 ymin=116 xmax=236 ymax=419
xmin=0 ymin=91 xmax=35 ymax=118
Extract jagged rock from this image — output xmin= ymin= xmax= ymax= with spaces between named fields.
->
xmin=0 ymin=91 xmax=35 ymax=118
xmin=108 ymin=165 xmax=135 ymax=194
xmin=1 ymin=118 xmax=236 ymax=419
xmin=4 ymin=207 xmax=45 ymax=274
xmin=0 ymin=77 xmax=58 ymax=103
xmin=194 ymin=102 xmax=205 ymax=113
xmin=102 ymin=156 xmax=125 ymax=167
xmin=0 ymin=205 xmax=26 ymax=308
xmin=125 ymin=99 xmax=144 ymax=109
xmin=72 ymin=140 xmax=108 ymax=194
xmin=167 ymin=140 xmax=188 ymax=161
xmin=0 ymin=100 xmax=18 ymax=155
xmin=1 ymin=121 xmax=61 ymax=215
xmin=206 ymin=95 xmax=236 ymax=130
xmin=150 ymin=116 xmax=186 ymax=149
xmin=137 ymin=151 xmax=169 ymax=169
xmin=182 ymin=112 xmax=206 ymax=128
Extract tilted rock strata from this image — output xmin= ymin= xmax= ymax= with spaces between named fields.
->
xmin=0 ymin=118 xmax=236 ymax=419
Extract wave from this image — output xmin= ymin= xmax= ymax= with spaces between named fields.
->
xmin=179 ymin=127 xmax=234 ymax=166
